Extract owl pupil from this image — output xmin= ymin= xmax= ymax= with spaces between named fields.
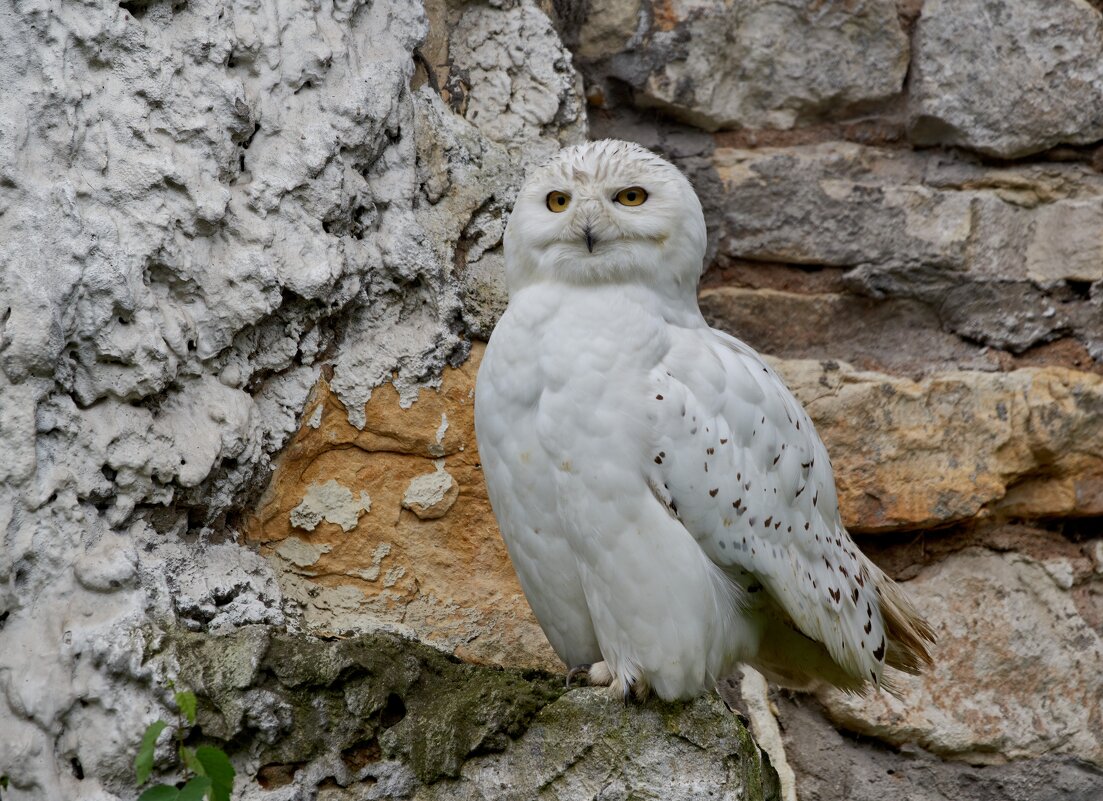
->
xmin=557 ymin=196 xmax=565 ymax=205
xmin=626 ymin=192 xmax=636 ymax=201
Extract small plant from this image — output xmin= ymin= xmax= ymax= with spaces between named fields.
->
xmin=134 ymin=686 xmax=235 ymax=801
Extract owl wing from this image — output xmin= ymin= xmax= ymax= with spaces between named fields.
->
xmin=645 ymin=327 xmax=891 ymax=686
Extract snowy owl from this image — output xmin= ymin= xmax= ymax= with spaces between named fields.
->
xmin=474 ymin=140 xmax=934 ymax=701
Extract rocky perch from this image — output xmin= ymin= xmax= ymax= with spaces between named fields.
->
xmin=160 ymin=627 xmax=780 ymax=800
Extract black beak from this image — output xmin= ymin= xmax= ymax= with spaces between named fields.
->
xmin=585 ymin=227 xmax=595 ymax=253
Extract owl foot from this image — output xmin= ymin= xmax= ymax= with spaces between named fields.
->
xmin=565 ymin=661 xmax=615 ymax=688
xmin=610 ymin=674 xmax=650 ymax=704
xmin=565 ymin=664 xmax=592 ymax=687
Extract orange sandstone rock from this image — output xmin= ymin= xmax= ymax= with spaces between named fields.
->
xmin=244 ymin=342 xmax=559 ymax=671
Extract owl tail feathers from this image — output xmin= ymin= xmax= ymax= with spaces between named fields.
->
xmin=878 ymin=576 xmax=936 ymax=676
xmin=749 ymin=614 xmax=870 ymax=697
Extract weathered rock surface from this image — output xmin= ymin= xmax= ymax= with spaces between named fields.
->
xmin=814 ymin=548 xmax=1103 ymax=766
xmin=778 ymin=693 xmax=1103 ymax=801
xmin=571 ymin=0 xmax=908 ymax=132
xmin=909 ymin=0 xmax=1103 ymax=158
xmin=711 ymin=142 xmax=1103 ymax=357
xmin=773 ymin=358 xmax=1103 ymax=531
xmin=161 ymin=627 xmax=781 ymax=801
xmin=0 ymin=0 xmax=582 ymax=798
xmin=245 ymin=343 xmax=559 ymax=671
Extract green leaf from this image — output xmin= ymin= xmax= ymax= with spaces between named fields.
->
xmin=137 ymin=783 xmax=179 ymax=801
xmin=176 ymin=777 xmax=211 ymax=801
xmin=135 ymin=720 xmax=168 ymax=785
xmin=175 ymin=691 xmax=198 ymax=726
xmin=195 ymin=746 xmax=235 ymax=801
xmin=180 ymin=746 xmax=204 ymax=777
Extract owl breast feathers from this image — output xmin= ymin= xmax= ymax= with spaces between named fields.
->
xmin=475 ymin=139 xmax=934 ymax=701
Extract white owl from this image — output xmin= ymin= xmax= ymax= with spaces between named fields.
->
xmin=474 ymin=140 xmax=934 ymax=701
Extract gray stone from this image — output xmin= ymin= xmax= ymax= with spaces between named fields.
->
xmin=815 ymin=548 xmax=1103 ymax=765
xmin=909 ymin=0 xmax=1103 ymax=158
xmin=699 ymin=286 xmax=1002 ymax=377
xmin=778 ymin=693 xmax=1103 ymax=801
xmin=581 ymin=0 xmax=908 ymax=131
xmin=713 ymin=142 xmax=1103 ymax=355
xmin=162 ymin=628 xmax=781 ymax=801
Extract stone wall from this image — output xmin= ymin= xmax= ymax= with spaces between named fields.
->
xmin=1 ymin=1 xmax=1101 ymax=800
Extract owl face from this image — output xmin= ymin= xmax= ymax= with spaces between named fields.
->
xmin=503 ymin=140 xmax=707 ymax=293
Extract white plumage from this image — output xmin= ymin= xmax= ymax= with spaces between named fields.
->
xmin=475 ymin=140 xmax=933 ymax=701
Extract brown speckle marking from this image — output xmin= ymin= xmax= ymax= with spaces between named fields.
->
xmin=720 ymin=438 xmax=728 ymax=444
xmin=655 ymin=394 xmax=664 ymax=400
xmin=654 ymin=456 xmax=663 ymax=464
xmin=774 ymin=521 xmax=781 ymax=530
xmin=709 ymin=488 xmax=719 ymax=497
xmin=772 ymin=454 xmax=780 ymax=465
xmin=733 ymin=499 xmax=742 ymax=510
xmin=804 ymin=522 xmax=810 ymax=530
xmin=764 ymin=516 xmax=772 ymax=527
xmin=795 ymin=484 xmax=804 ymax=497
xmin=707 ymin=447 xmax=715 ymax=455
xmin=872 ymin=637 xmax=886 ymax=662
xmin=829 ymin=587 xmax=841 ymax=603
xmin=864 ymin=620 xmax=872 ymax=634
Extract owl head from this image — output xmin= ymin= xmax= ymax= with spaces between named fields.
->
xmin=503 ymin=140 xmax=707 ymax=295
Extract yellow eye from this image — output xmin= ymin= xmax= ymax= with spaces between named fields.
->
xmin=614 ymin=186 xmax=648 ymax=206
xmin=546 ymin=191 xmax=571 ymax=212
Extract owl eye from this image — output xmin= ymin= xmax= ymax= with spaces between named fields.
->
xmin=546 ymin=191 xmax=571 ymax=212
xmin=614 ymin=186 xmax=648 ymax=206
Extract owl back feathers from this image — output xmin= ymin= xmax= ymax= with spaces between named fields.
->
xmin=647 ymin=327 xmax=934 ymax=693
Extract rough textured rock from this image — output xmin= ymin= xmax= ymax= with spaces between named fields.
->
xmin=245 ymin=343 xmax=559 ymax=672
xmin=909 ymin=0 xmax=1103 ymax=158
xmin=570 ymin=0 xmax=908 ymax=131
xmin=0 ymin=0 xmax=582 ymax=798
xmin=711 ymin=143 xmax=1103 ymax=357
xmin=773 ymin=358 xmax=1103 ymax=531
xmin=778 ymin=693 xmax=1103 ymax=801
xmin=814 ymin=548 xmax=1103 ymax=766
xmin=165 ymin=627 xmax=780 ymax=801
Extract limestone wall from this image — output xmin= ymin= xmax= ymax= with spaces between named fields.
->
xmin=1 ymin=1 xmax=1101 ymax=799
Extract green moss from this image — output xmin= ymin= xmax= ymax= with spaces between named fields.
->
xmin=170 ymin=626 xmax=564 ymax=782
xmin=164 ymin=626 xmax=779 ymax=799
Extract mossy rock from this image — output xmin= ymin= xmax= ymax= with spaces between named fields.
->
xmin=165 ymin=626 xmax=780 ymax=800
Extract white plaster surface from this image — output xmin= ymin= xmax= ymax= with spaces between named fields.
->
xmin=0 ymin=0 xmax=584 ymax=797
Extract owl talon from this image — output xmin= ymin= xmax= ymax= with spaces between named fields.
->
xmin=565 ymin=664 xmax=592 ymax=687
